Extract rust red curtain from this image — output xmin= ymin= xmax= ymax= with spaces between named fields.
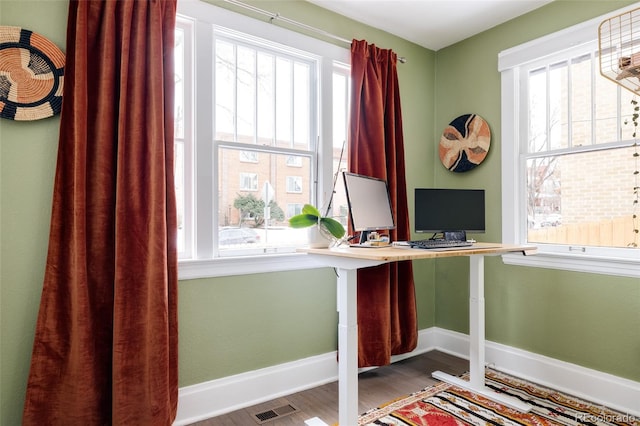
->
xmin=23 ymin=0 xmax=178 ymax=424
xmin=349 ymin=39 xmax=417 ymax=367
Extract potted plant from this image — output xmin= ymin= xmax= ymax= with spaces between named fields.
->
xmin=289 ymin=204 xmax=346 ymax=248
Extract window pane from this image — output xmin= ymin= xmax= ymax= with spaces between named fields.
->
xmin=293 ymin=62 xmax=310 ymax=147
xmin=237 ymin=45 xmax=256 ymax=143
xmin=175 ymin=141 xmax=185 ymax=252
xmin=529 ymin=68 xmax=547 ymax=153
xmin=217 ymin=147 xmax=312 ymax=252
xmin=257 ymin=52 xmax=275 ymax=142
xmin=286 ymin=155 xmax=302 ymax=167
xmin=333 ymin=72 xmax=348 ymax=149
xmin=570 ymin=55 xmax=592 ymax=147
xmin=287 ymin=203 xmax=304 ymax=217
xmin=527 ymin=145 xmax=638 ymax=248
xmin=330 ymin=70 xmax=349 ymax=227
xmin=549 ymin=61 xmax=568 ymax=150
xmin=240 ymin=150 xmax=258 ymax=162
xmin=239 ymin=173 xmax=258 ymax=190
xmin=526 ymin=156 xmax=560 ymax=229
xmin=275 ymin=57 xmax=292 ymax=145
xmin=174 ymin=22 xmax=190 ymax=257
xmin=215 ymin=40 xmax=235 ymax=141
xmin=286 ymin=176 xmax=302 ymax=193
xmin=593 ymin=56 xmax=624 ymax=146
xmin=174 ymin=28 xmax=185 ymax=140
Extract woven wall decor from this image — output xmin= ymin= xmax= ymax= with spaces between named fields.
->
xmin=0 ymin=26 xmax=65 ymax=121
xmin=438 ymin=113 xmax=491 ymax=173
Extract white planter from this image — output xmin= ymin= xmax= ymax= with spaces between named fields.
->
xmin=307 ymin=225 xmax=332 ymax=248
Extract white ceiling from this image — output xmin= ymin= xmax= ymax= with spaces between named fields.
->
xmin=307 ymin=0 xmax=554 ymax=51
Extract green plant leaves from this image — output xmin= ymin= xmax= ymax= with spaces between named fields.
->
xmin=288 ymin=203 xmax=346 ymax=239
xmin=289 ymin=214 xmax=319 ymax=228
xmin=301 ymin=204 xmax=321 ymax=217
xmin=319 ymin=217 xmax=346 ymax=239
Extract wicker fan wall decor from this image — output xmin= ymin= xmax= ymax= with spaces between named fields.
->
xmin=599 ymin=7 xmax=640 ymax=93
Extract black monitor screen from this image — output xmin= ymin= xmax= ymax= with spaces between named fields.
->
xmin=414 ymin=188 xmax=485 ymax=234
xmin=343 ymin=172 xmax=395 ymax=233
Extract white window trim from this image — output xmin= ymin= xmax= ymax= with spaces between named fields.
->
xmin=177 ymin=0 xmax=349 ymax=279
xmin=499 ymin=4 xmax=640 ymax=279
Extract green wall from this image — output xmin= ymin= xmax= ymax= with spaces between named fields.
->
xmin=432 ymin=0 xmax=640 ymax=383
xmin=0 ymin=1 xmax=638 ymax=425
xmin=0 ymin=1 xmax=434 ymax=424
xmin=0 ymin=2 xmax=69 ymax=425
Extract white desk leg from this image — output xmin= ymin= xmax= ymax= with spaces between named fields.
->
xmin=432 ymin=255 xmax=533 ymax=412
xmin=337 ymin=268 xmax=358 ymax=426
xmin=469 ymin=254 xmax=485 ymax=389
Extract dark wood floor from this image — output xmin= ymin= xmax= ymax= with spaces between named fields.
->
xmin=189 ymin=350 xmax=468 ymax=426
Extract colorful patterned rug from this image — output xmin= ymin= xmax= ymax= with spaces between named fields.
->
xmin=358 ymin=369 xmax=639 ymax=425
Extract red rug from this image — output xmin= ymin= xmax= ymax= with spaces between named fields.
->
xmin=358 ymin=369 xmax=639 ymax=425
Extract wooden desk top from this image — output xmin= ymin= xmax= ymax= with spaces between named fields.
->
xmin=298 ymin=242 xmax=537 ymax=262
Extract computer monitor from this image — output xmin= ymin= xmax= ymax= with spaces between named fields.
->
xmin=343 ymin=172 xmax=395 ymax=244
xmin=414 ymin=188 xmax=485 ymax=241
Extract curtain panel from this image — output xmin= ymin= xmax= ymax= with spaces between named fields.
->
xmin=349 ymin=39 xmax=418 ymax=367
xmin=23 ymin=0 xmax=179 ymax=424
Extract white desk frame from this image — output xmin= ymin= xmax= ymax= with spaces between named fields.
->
xmin=299 ymin=243 xmax=536 ymax=426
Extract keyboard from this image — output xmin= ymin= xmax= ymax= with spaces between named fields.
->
xmin=408 ymin=239 xmax=473 ymax=250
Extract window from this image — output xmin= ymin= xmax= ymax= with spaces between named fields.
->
xmin=175 ymin=1 xmax=350 ymax=278
xmin=174 ymin=23 xmax=191 ymax=257
xmin=287 ymin=203 xmax=304 ymax=218
xmin=286 ymin=176 xmax=302 ymax=193
xmin=499 ymin=6 xmax=639 ymax=278
xmin=286 ymin=155 xmax=302 ymax=167
xmin=239 ymin=173 xmax=258 ymax=191
xmin=240 ymin=151 xmax=258 ymax=163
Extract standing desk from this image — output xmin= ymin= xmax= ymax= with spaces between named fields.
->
xmin=298 ymin=242 xmax=537 ymax=426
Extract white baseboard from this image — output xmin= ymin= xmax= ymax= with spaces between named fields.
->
xmin=436 ymin=328 xmax=640 ymax=418
xmin=174 ymin=327 xmax=640 ymax=425
xmin=174 ymin=351 xmax=339 ymax=426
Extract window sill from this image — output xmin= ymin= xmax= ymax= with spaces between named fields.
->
xmin=178 ymin=253 xmax=328 ymax=280
xmin=179 ymin=248 xmax=640 ymax=280
xmin=502 ymin=250 xmax=640 ymax=278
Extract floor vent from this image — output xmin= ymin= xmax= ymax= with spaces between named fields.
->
xmin=253 ymin=403 xmax=298 ymax=424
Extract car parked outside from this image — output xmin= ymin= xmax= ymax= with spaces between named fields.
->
xmin=219 ymin=227 xmax=260 ymax=245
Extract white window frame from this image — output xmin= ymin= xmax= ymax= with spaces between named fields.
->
xmin=499 ymin=5 xmax=640 ymax=279
xmin=176 ymin=0 xmax=350 ymax=279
